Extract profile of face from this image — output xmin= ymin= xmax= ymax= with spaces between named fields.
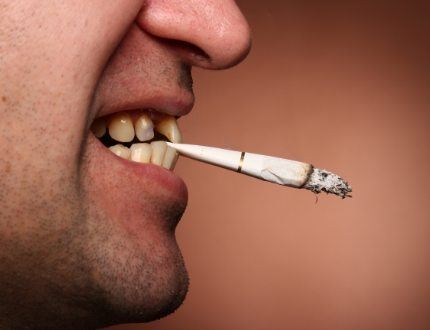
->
xmin=0 ymin=1 xmax=250 ymax=328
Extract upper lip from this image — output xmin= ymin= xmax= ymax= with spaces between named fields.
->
xmin=95 ymin=88 xmax=195 ymax=120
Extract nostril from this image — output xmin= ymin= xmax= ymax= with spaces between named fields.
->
xmin=163 ymin=38 xmax=211 ymax=66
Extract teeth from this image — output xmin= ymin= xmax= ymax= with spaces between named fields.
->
xmin=150 ymin=141 xmax=167 ymax=166
xmin=108 ymin=113 xmax=134 ymax=142
xmin=162 ymin=146 xmax=179 ymax=170
xmin=155 ymin=116 xmax=182 ymax=143
xmin=135 ymin=114 xmax=155 ymax=142
xmin=109 ymin=144 xmax=131 ymax=159
xmin=98 ymin=112 xmax=183 ymax=171
xmin=91 ymin=118 xmax=106 ymax=138
xmin=130 ymin=143 xmax=152 ymax=163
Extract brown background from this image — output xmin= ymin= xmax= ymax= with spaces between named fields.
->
xmin=113 ymin=1 xmax=430 ymax=329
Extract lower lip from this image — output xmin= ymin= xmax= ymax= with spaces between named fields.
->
xmin=88 ymin=134 xmax=188 ymax=207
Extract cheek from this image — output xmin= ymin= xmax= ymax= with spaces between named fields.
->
xmin=1 ymin=1 xmax=145 ymax=158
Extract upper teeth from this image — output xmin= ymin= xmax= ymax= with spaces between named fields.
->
xmin=90 ymin=111 xmax=182 ymax=170
xmin=91 ymin=118 xmax=107 ymax=138
xmin=155 ymin=116 xmax=182 ymax=143
xmin=94 ymin=112 xmax=181 ymax=144
xmin=108 ymin=113 xmax=134 ymax=143
xmin=135 ymin=114 xmax=155 ymax=142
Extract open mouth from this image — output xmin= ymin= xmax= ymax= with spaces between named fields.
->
xmin=90 ymin=110 xmax=182 ymax=171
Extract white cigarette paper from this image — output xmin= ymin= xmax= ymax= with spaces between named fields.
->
xmin=167 ymin=142 xmax=352 ymax=198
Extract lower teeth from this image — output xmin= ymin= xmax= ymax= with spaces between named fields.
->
xmin=108 ymin=141 xmax=178 ymax=170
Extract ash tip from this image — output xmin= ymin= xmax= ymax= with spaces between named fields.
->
xmin=304 ymin=167 xmax=352 ymax=199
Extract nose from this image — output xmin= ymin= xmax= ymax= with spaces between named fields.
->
xmin=137 ymin=0 xmax=252 ymax=69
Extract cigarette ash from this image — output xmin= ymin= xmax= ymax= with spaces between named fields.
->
xmin=304 ymin=168 xmax=352 ymax=199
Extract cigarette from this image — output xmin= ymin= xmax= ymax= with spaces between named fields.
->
xmin=167 ymin=143 xmax=352 ymax=199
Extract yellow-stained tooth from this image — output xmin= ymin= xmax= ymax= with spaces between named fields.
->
xmin=91 ymin=118 xmax=106 ymax=138
xmin=162 ymin=146 xmax=179 ymax=170
xmin=109 ymin=144 xmax=131 ymax=159
xmin=150 ymin=141 xmax=167 ymax=166
xmin=99 ymin=113 xmax=181 ymax=171
xmin=155 ymin=116 xmax=182 ymax=143
xmin=108 ymin=113 xmax=134 ymax=142
xmin=130 ymin=143 xmax=152 ymax=163
xmin=135 ymin=114 xmax=154 ymax=142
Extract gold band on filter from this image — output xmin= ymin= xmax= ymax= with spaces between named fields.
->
xmin=237 ymin=152 xmax=245 ymax=173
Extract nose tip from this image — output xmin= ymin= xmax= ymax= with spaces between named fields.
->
xmin=201 ymin=11 xmax=252 ymax=69
xmin=137 ymin=0 xmax=252 ymax=69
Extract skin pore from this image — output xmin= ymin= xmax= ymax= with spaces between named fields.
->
xmin=0 ymin=1 xmax=250 ymax=329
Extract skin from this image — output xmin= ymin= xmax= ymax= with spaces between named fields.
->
xmin=0 ymin=1 xmax=251 ymax=329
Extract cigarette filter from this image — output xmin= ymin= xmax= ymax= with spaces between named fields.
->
xmin=167 ymin=142 xmax=352 ymax=198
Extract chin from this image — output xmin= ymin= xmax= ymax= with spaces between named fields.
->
xmin=80 ymin=112 xmax=191 ymax=327
xmin=79 ymin=196 xmax=189 ymax=327
xmin=110 ymin=259 xmax=189 ymax=325
xmin=86 ymin=233 xmax=190 ymax=327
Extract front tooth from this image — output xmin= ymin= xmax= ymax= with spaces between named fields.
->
xmin=135 ymin=114 xmax=155 ymax=142
xmin=130 ymin=143 xmax=152 ymax=163
xmin=91 ymin=118 xmax=106 ymax=138
xmin=155 ymin=116 xmax=182 ymax=143
xmin=109 ymin=144 xmax=131 ymax=159
xmin=162 ymin=146 xmax=179 ymax=170
xmin=150 ymin=141 xmax=167 ymax=166
xmin=108 ymin=113 xmax=134 ymax=142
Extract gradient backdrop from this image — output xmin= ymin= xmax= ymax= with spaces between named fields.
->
xmin=112 ymin=1 xmax=430 ymax=329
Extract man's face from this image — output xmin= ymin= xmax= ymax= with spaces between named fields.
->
xmin=0 ymin=1 xmax=250 ymax=328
